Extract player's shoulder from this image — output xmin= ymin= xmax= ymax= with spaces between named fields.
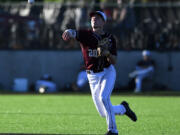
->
xmin=77 ymin=29 xmax=92 ymax=34
xmin=105 ymin=32 xmax=116 ymax=39
xmin=76 ymin=29 xmax=93 ymax=41
xmin=104 ymin=32 xmax=112 ymax=37
xmin=104 ymin=32 xmax=116 ymax=43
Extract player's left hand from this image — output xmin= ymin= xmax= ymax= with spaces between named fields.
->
xmin=97 ymin=46 xmax=110 ymax=57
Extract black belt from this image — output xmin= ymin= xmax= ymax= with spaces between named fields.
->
xmin=86 ymin=69 xmax=104 ymax=74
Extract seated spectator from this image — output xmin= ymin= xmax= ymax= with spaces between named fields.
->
xmin=35 ymin=74 xmax=57 ymax=93
xmin=129 ymin=50 xmax=155 ymax=93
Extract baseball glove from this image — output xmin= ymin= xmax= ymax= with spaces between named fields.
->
xmin=97 ymin=38 xmax=110 ymax=57
xmin=97 ymin=46 xmax=110 ymax=57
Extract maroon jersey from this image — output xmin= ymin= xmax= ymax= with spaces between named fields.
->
xmin=76 ymin=29 xmax=117 ymax=71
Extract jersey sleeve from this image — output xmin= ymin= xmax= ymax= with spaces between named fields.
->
xmin=109 ymin=36 xmax=117 ymax=56
xmin=76 ymin=29 xmax=89 ymax=43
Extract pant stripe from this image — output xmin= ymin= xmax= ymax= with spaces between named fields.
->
xmin=107 ymin=72 xmax=116 ymax=130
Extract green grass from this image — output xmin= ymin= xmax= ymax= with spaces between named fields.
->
xmin=0 ymin=94 xmax=180 ymax=135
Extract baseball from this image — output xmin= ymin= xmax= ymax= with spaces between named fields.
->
xmin=28 ymin=0 xmax=35 ymax=4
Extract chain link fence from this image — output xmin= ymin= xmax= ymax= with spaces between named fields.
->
xmin=0 ymin=2 xmax=180 ymax=50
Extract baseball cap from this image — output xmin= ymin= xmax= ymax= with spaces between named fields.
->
xmin=142 ymin=50 xmax=151 ymax=56
xmin=89 ymin=11 xmax=107 ymax=22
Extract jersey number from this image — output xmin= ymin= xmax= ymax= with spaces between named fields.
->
xmin=88 ymin=49 xmax=98 ymax=57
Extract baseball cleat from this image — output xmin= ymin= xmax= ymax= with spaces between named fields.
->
xmin=121 ymin=101 xmax=137 ymax=122
xmin=105 ymin=131 xmax=118 ymax=135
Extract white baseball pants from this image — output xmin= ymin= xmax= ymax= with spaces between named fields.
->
xmin=87 ymin=65 xmax=126 ymax=133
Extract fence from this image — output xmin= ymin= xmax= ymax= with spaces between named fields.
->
xmin=0 ymin=2 xmax=180 ymax=50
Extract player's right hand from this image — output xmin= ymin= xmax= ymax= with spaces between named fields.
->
xmin=62 ymin=31 xmax=71 ymax=41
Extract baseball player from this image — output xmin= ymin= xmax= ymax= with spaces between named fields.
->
xmin=129 ymin=50 xmax=155 ymax=93
xmin=62 ymin=11 xmax=137 ymax=135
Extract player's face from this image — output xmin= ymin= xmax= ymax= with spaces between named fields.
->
xmin=143 ymin=55 xmax=149 ymax=61
xmin=91 ymin=14 xmax=105 ymax=29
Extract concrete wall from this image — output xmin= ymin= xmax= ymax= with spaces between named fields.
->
xmin=115 ymin=51 xmax=180 ymax=90
xmin=0 ymin=51 xmax=179 ymax=91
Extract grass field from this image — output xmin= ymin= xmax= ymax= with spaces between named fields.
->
xmin=0 ymin=94 xmax=180 ymax=135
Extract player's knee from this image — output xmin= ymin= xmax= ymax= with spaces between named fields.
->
xmin=93 ymin=93 xmax=99 ymax=100
xmin=101 ymin=96 xmax=109 ymax=104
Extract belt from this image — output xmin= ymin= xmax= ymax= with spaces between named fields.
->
xmin=86 ymin=69 xmax=104 ymax=74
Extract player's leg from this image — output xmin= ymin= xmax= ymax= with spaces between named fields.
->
xmin=99 ymin=65 xmax=118 ymax=133
xmin=87 ymin=73 xmax=106 ymax=117
xmin=135 ymin=71 xmax=150 ymax=93
xmin=135 ymin=76 xmax=142 ymax=93
xmin=100 ymin=65 xmax=137 ymax=133
xmin=113 ymin=104 xmax=126 ymax=115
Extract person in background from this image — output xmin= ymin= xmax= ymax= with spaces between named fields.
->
xmin=113 ymin=0 xmax=136 ymax=40
xmin=35 ymin=74 xmax=57 ymax=93
xmin=129 ymin=50 xmax=155 ymax=93
xmin=72 ymin=64 xmax=89 ymax=92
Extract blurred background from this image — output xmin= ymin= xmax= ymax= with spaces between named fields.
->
xmin=0 ymin=0 xmax=180 ymax=93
